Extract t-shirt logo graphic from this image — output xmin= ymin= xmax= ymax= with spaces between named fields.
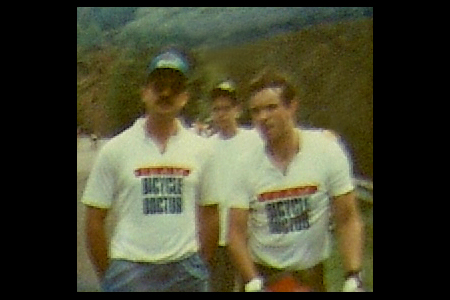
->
xmin=135 ymin=167 xmax=191 ymax=215
xmin=258 ymin=186 xmax=317 ymax=234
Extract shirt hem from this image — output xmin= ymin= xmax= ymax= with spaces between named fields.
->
xmin=109 ymin=251 xmax=199 ymax=264
xmin=330 ymin=185 xmax=355 ymax=198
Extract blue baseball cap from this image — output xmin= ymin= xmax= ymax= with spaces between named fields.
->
xmin=147 ymin=50 xmax=190 ymax=77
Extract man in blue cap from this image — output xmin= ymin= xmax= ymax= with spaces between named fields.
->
xmin=82 ymin=48 xmax=219 ymax=292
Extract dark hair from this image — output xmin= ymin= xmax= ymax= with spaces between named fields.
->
xmin=248 ymin=68 xmax=297 ymax=105
xmin=147 ymin=68 xmax=188 ymax=94
xmin=209 ymin=88 xmax=239 ymax=106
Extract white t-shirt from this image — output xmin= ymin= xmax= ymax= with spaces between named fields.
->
xmin=204 ymin=129 xmax=262 ymax=246
xmin=229 ymin=129 xmax=354 ymax=270
xmin=82 ymin=117 xmax=215 ymax=263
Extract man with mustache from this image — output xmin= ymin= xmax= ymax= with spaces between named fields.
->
xmin=82 ymin=48 xmax=219 ymax=292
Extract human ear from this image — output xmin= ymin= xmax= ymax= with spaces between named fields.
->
xmin=179 ymin=91 xmax=189 ymax=108
xmin=141 ymin=83 xmax=153 ymax=99
xmin=235 ymin=104 xmax=243 ymax=119
xmin=289 ymin=98 xmax=299 ymax=114
xmin=141 ymin=86 xmax=150 ymax=104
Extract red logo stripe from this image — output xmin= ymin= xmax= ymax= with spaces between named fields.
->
xmin=134 ymin=167 xmax=191 ymax=177
xmin=258 ymin=186 xmax=317 ymax=202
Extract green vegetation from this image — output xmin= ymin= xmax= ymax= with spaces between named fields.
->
xmin=77 ymin=18 xmax=372 ymax=179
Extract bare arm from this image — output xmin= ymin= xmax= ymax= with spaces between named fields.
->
xmin=228 ymin=208 xmax=259 ymax=283
xmin=85 ymin=205 xmax=109 ymax=279
xmin=198 ymin=204 xmax=219 ymax=264
xmin=332 ymin=191 xmax=364 ymax=273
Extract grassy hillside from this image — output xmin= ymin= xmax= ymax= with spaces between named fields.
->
xmin=77 ymin=18 xmax=372 ymax=178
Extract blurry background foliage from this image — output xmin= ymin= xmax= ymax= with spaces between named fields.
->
xmin=77 ymin=7 xmax=372 ymax=179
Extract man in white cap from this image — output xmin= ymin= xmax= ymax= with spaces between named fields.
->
xmin=205 ymin=79 xmax=262 ymax=292
xmin=82 ymin=47 xmax=219 ymax=292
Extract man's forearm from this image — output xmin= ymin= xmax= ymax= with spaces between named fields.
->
xmin=228 ymin=228 xmax=259 ymax=283
xmin=86 ymin=214 xmax=109 ymax=278
xmin=336 ymin=212 xmax=364 ymax=272
xmin=198 ymin=204 xmax=219 ymax=264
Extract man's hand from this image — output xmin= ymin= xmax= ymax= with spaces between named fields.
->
xmin=245 ymin=277 xmax=264 ymax=292
xmin=342 ymin=272 xmax=366 ymax=292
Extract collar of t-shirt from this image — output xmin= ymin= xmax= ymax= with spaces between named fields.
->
xmin=138 ymin=117 xmax=186 ymax=145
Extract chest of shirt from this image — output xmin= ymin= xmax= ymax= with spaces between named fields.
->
xmin=248 ymin=150 xmax=330 ymax=212
xmin=114 ymin=138 xmax=207 ymax=194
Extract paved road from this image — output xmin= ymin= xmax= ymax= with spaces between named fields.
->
xmin=76 ymin=137 xmax=372 ymax=292
xmin=77 ymin=138 xmax=107 ymax=292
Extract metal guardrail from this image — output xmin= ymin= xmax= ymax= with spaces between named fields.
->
xmin=353 ymin=178 xmax=373 ymax=204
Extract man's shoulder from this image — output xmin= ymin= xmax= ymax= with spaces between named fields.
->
xmin=180 ymin=127 xmax=215 ymax=157
xmin=239 ymin=127 xmax=260 ymax=137
xmin=301 ymin=128 xmax=350 ymax=162
xmin=182 ymin=126 xmax=212 ymax=143
xmin=236 ymin=127 xmax=263 ymax=146
xmin=301 ymin=128 xmax=339 ymax=148
xmin=235 ymin=138 xmax=264 ymax=166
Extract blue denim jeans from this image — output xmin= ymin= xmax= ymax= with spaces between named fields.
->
xmin=101 ymin=253 xmax=209 ymax=292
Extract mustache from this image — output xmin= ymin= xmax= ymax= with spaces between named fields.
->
xmin=157 ymin=96 xmax=174 ymax=103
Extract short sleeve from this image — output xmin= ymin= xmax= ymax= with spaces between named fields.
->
xmin=198 ymin=151 xmax=219 ymax=206
xmin=197 ymin=138 xmax=221 ymax=206
xmin=326 ymin=140 xmax=355 ymax=197
xmin=81 ymin=147 xmax=116 ymax=209
xmin=227 ymin=155 xmax=252 ymax=209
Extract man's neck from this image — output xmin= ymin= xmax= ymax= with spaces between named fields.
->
xmin=145 ymin=114 xmax=178 ymax=152
xmin=218 ymin=124 xmax=238 ymax=139
xmin=266 ymin=128 xmax=300 ymax=171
